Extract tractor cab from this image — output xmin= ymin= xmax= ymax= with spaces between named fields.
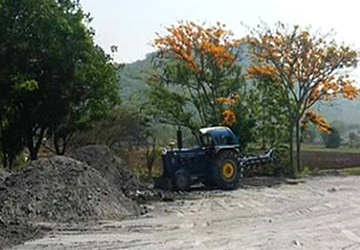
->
xmin=199 ymin=126 xmax=240 ymax=150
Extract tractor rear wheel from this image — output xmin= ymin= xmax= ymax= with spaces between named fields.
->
xmin=173 ymin=169 xmax=191 ymax=191
xmin=212 ymin=150 xmax=239 ymax=190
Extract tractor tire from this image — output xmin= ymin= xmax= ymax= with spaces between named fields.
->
xmin=212 ymin=150 xmax=239 ymax=190
xmin=173 ymin=169 xmax=191 ymax=191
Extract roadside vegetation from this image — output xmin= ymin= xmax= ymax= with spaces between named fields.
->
xmin=2 ymin=1 xmax=360 ymax=249
xmin=0 ymin=0 xmax=359 ymax=179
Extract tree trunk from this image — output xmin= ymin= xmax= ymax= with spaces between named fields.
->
xmin=2 ymin=150 xmax=8 ymax=169
xmin=288 ymin=122 xmax=295 ymax=178
xmin=54 ymin=132 xmax=67 ymax=155
xmin=54 ymin=132 xmax=60 ymax=155
xmin=27 ymin=128 xmax=45 ymax=161
xmin=146 ymin=138 xmax=156 ymax=177
xmin=295 ymin=119 xmax=302 ymax=173
xmin=28 ymin=138 xmax=37 ymax=161
xmin=261 ymin=98 xmax=266 ymax=149
xmin=261 ymin=108 xmax=266 ymax=150
xmin=0 ymin=125 xmax=6 ymax=169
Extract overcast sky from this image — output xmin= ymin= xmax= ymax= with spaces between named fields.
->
xmin=80 ymin=0 xmax=360 ymax=65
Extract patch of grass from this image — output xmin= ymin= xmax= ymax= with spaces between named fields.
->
xmin=344 ymin=167 xmax=360 ymax=176
xmin=301 ymin=165 xmax=311 ymax=175
xmin=114 ymin=146 xmax=164 ymax=181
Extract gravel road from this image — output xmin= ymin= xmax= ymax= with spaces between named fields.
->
xmin=11 ymin=176 xmax=360 ymax=250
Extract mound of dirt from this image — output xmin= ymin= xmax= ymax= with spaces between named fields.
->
xmin=0 ymin=156 xmax=140 ymax=249
xmin=1 ymin=156 xmax=139 ymax=222
xmin=0 ymin=219 xmax=47 ymax=250
xmin=0 ymin=168 xmax=10 ymax=182
xmin=73 ymin=146 xmax=149 ymax=199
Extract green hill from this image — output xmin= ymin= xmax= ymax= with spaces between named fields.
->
xmin=119 ymin=55 xmax=153 ymax=107
xmin=314 ymin=98 xmax=360 ymax=128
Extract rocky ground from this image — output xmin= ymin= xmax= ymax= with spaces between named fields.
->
xmin=0 ymin=146 xmax=150 ymax=249
xmin=9 ymin=175 xmax=360 ymax=250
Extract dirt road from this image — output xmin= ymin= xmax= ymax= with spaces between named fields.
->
xmin=11 ymin=176 xmax=360 ymax=250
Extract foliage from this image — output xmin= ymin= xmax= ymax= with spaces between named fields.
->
xmin=48 ymin=45 xmax=120 ymax=155
xmin=149 ymin=21 xmax=245 ymax=132
xmin=68 ymin=107 xmax=149 ymax=151
xmin=246 ymin=22 xmax=358 ymax=175
xmin=246 ymin=78 xmax=289 ymax=149
xmin=66 ymin=106 xmax=161 ymax=179
xmin=322 ymin=129 xmax=341 ymax=148
xmin=228 ymin=104 xmax=256 ymax=149
xmin=0 ymin=0 xmax=120 ymax=165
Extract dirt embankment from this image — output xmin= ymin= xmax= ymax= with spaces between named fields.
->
xmin=73 ymin=146 xmax=150 ymax=199
xmin=301 ymin=151 xmax=360 ymax=170
xmin=0 ymin=145 xmax=149 ymax=249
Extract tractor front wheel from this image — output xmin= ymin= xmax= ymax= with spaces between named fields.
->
xmin=173 ymin=169 xmax=191 ymax=191
xmin=212 ymin=150 xmax=239 ymax=190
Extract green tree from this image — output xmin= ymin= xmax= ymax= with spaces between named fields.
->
xmin=247 ymin=78 xmax=289 ymax=149
xmin=48 ymin=45 xmax=120 ymax=155
xmin=68 ymin=107 xmax=149 ymax=150
xmin=0 ymin=0 xmax=120 ymax=163
xmin=322 ymin=129 xmax=341 ymax=148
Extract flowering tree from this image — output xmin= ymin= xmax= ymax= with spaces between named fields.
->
xmin=246 ymin=22 xmax=358 ymax=175
xmin=150 ymin=21 xmax=243 ymax=131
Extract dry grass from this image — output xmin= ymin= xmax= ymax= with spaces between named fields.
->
xmin=117 ymin=146 xmax=163 ymax=179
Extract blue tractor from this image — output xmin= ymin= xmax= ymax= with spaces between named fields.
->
xmin=155 ymin=126 xmax=277 ymax=191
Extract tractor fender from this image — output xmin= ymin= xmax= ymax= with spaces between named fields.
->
xmin=214 ymin=146 xmax=241 ymax=160
xmin=214 ymin=145 xmax=240 ymax=154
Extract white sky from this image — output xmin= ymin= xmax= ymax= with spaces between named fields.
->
xmin=80 ymin=0 xmax=360 ymax=65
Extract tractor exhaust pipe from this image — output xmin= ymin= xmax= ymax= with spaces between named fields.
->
xmin=177 ymin=126 xmax=183 ymax=149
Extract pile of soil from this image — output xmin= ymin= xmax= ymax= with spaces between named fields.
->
xmin=73 ymin=146 xmax=150 ymax=199
xmin=0 ymin=169 xmax=9 ymax=181
xmin=0 ymin=156 xmax=140 ymax=249
xmin=0 ymin=169 xmax=9 ymax=188
xmin=0 ymin=218 xmax=48 ymax=250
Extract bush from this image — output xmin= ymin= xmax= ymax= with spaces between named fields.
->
xmin=322 ymin=129 xmax=341 ymax=148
